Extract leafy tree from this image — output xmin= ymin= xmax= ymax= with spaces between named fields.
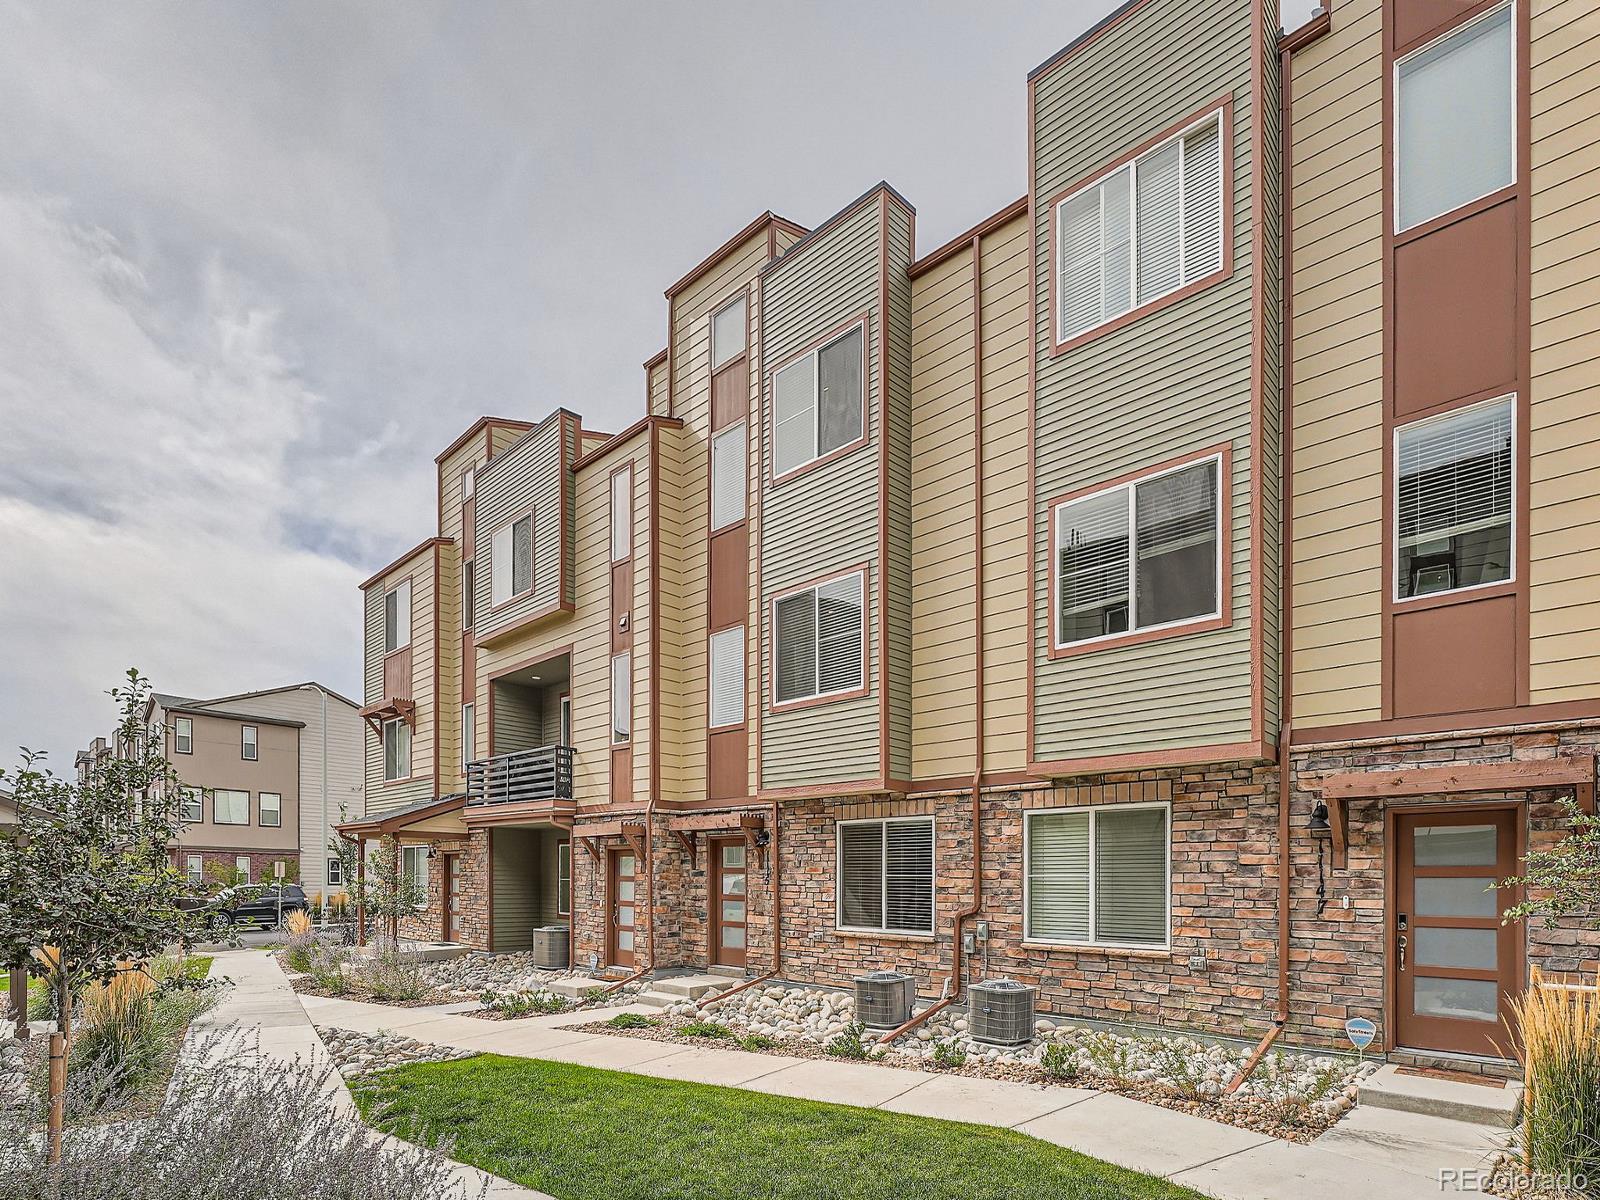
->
xmin=0 ymin=669 xmax=200 ymax=1161
xmin=1503 ymin=798 xmax=1600 ymax=928
xmin=332 ymin=828 xmax=425 ymax=944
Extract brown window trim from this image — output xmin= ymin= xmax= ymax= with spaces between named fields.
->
xmin=382 ymin=574 xmax=414 ymax=656
xmin=609 ymin=462 xmax=634 ymax=565
xmin=1045 ymin=94 xmax=1235 ymax=358
xmin=769 ymin=563 xmax=871 ymax=714
xmin=766 ymin=313 xmax=872 ymax=488
xmin=709 ymin=291 xmax=749 ymax=375
xmin=1045 ymin=442 xmax=1233 ymax=661
xmin=487 ymin=505 xmax=536 ymax=614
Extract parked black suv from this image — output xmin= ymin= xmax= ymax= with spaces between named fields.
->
xmin=195 ymin=884 xmax=309 ymax=931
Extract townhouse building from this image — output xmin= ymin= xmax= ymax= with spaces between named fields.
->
xmin=350 ymin=0 xmax=1600 ymax=1068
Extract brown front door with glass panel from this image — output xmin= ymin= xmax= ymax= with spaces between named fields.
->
xmin=444 ymin=853 xmax=463 ymax=943
xmin=1395 ymin=809 xmax=1520 ymax=1058
xmin=710 ymin=837 xmax=747 ymax=969
xmin=608 ymin=848 xmax=637 ymax=968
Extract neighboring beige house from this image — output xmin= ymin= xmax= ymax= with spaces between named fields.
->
xmin=0 ymin=787 xmax=16 ymax=828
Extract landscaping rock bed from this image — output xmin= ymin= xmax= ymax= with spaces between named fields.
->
xmin=468 ymin=978 xmax=647 ymax=1020
xmin=419 ymin=952 xmax=580 ymax=1000
xmin=578 ymin=983 xmax=1371 ymax=1143
xmin=319 ymin=1027 xmax=478 ymax=1078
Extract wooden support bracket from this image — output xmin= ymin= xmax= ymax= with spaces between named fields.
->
xmin=620 ymin=820 xmax=648 ymax=862
xmin=671 ymin=829 xmax=696 ymax=856
xmin=580 ymin=837 xmax=602 ymax=861
xmin=740 ymin=813 xmax=768 ymax=869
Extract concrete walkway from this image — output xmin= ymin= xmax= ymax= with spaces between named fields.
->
xmin=192 ymin=951 xmax=549 ymax=1199
xmin=289 ymin=981 xmax=1505 ymax=1200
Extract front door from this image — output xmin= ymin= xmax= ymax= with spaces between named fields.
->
xmin=444 ymin=853 xmax=462 ymax=943
xmin=1395 ymin=809 xmax=1520 ymax=1058
xmin=710 ymin=837 xmax=747 ymax=969
xmin=608 ymin=848 xmax=637 ymax=968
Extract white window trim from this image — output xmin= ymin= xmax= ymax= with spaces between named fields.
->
xmin=708 ymin=624 xmax=746 ymax=729
xmin=1392 ymin=0 xmax=1517 ymax=235
xmin=710 ymin=420 xmax=747 ymax=532
xmin=384 ymin=578 xmax=412 ymax=654
xmin=557 ymin=841 xmax=572 ymax=916
xmin=770 ymin=321 xmax=868 ymax=482
xmin=769 ymin=567 xmax=868 ymax=709
xmin=235 ymin=856 xmax=252 ymax=884
xmin=1022 ymin=801 xmax=1173 ymax=952
xmin=1392 ymin=392 xmax=1518 ymax=604
xmin=490 ymin=511 xmax=535 ymax=609
xmin=610 ymin=465 xmax=633 ymax=564
xmin=834 ymin=816 xmax=936 ymax=936
xmin=1053 ymin=106 xmax=1227 ymax=346
xmin=259 ymin=791 xmax=282 ymax=828
xmin=173 ymin=716 xmax=192 ymax=755
xmin=559 ymin=694 xmax=572 ymax=746
xmin=1050 ymin=452 xmax=1225 ymax=651
xmin=185 ymin=854 xmax=203 ymax=885
xmin=710 ymin=293 xmax=748 ymax=372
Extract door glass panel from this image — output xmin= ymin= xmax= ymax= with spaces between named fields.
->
xmin=723 ymin=925 xmax=745 ymax=948
xmin=618 ymin=880 xmax=635 ymax=902
xmin=722 ymin=844 xmax=745 ymax=868
xmin=1414 ymin=876 xmax=1499 ymax=918
xmin=618 ymin=905 xmax=634 ymax=927
xmin=1414 ymin=824 xmax=1498 ymax=867
xmin=1415 ymin=926 xmax=1499 ymax=971
xmin=618 ymin=929 xmax=633 ymax=950
xmin=619 ymin=855 xmax=635 ymax=875
xmin=1414 ymin=976 xmax=1499 ymax=1023
xmin=721 ymin=900 xmax=745 ymax=923
xmin=723 ymin=873 xmax=746 ymax=897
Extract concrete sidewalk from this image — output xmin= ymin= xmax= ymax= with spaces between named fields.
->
xmin=297 ymin=986 xmax=1503 ymax=1200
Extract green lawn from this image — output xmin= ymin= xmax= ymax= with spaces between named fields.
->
xmin=353 ymin=1055 xmax=1203 ymax=1200
xmin=1 ymin=955 xmax=212 ymax=994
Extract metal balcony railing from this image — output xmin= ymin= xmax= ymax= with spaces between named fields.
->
xmin=465 ymin=745 xmax=575 ymax=807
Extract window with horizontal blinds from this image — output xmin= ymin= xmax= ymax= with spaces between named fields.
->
xmin=610 ymin=468 xmax=632 ymax=562
xmin=1054 ymin=455 xmax=1221 ymax=647
xmin=384 ymin=578 xmax=411 ymax=653
xmin=490 ymin=516 xmax=531 ymax=607
xmin=711 ymin=294 xmax=746 ymax=371
xmin=773 ymin=571 xmax=864 ymax=704
xmin=772 ymin=325 xmax=865 ymax=477
xmin=708 ymin=625 xmax=745 ymax=728
xmin=818 ymin=327 xmax=863 ymax=456
xmin=1025 ymin=805 xmax=1169 ymax=948
xmin=1056 ymin=109 xmax=1226 ymax=342
xmin=1397 ymin=396 xmax=1514 ymax=599
xmin=710 ymin=423 xmax=746 ymax=531
xmin=610 ymin=652 xmax=631 ymax=744
xmin=383 ymin=719 xmax=410 ymax=781
xmin=837 ymin=818 xmax=934 ymax=933
xmin=773 ymin=355 xmax=816 ymax=477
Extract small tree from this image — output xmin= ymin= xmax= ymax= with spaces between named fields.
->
xmin=0 ymin=669 xmax=200 ymax=1161
xmin=1503 ymin=798 xmax=1600 ymax=928
xmin=332 ymin=828 xmax=425 ymax=944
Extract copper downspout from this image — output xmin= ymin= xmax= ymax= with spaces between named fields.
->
xmin=879 ymin=235 xmax=988 ymax=1045
xmin=699 ymin=800 xmax=783 ymax=1010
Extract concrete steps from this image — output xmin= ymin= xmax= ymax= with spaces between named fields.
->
xmin=1358 ymin=1063 xmax=1524 ymax=1128
xmin=546 ymin=975 xmax=605 ymax=1001
xmin=632 ymin=974 xmax=738 ymax=1010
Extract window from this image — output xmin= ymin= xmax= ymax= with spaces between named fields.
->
xmin=1396 ymin=396 xmax=1514 ymax=600
xmin=400 ymin=845 xmax=429 ymax=903
xmin=185 ymin=855 xmax=203 ymax=885
xmin=559 ymin=694 xmax=572 ymax=745
xmin=1053 ymin=454 xmax=1222 ymax=648
xmin=384 ymin=578 xmax=412 ymax=653
xmin=235 ymin=856 xmax=251 ymax=884
xmin=463 ymin=560 xmax=476 ymax=630
xmin=462 ymin=468 xmax=475 ymax=503
xmin=461 ymin=702 xmax=476 ymax=770
xmin=490 ymin=513 xmax=533 ymax=607
xmin=709 ymin=625 xmax=746 ymax=728
xmin=180 ymin=787 xmax=202 ymax=824
xmin=711 ymin=294 xmax=747 ymax=371
xmin=1396 ymin=2 xmax=1514 ymax=232
xmin=557 ymin=842 xmax=572 ymax=916
xmin=241 ymin=725 xmax=258 ymax=761
xmin=774 ymin=571 xmax=865 ymax=705
xmin=173 ymin=716 xmax=192 ymax=755
xmin=773 ymin=325 xmax=865 ymax=478
xmin=213 ymin=789 xmax=250 ymax=826
xmin=611 ymin=653 xmax=631 ymax=744
xmin=1025 ymin=804 xmax=1170 ymax=948
xmin=259 ymin=792 xmax=281 ymax=827
xmin=1055 ymin=109 xmax=1224 ymax=344
xmin=837 ymin=818 xmax=934 ymax=935
xmin=383 ymin=718 xmax=411 ymax=781
xmin=326 ymin=857 xmax=344 ymax=887
xmin=711 ymin=422 xmax=746 ymax=530
xmin=610 ymin=467 xmax=632 ymax=562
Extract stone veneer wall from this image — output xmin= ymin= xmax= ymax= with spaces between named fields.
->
xmin=396 ymin=832 xmax=489 ymax=949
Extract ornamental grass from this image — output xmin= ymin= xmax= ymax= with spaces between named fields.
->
xmin=1515 ymin=967 xmax=1600 ymax=1186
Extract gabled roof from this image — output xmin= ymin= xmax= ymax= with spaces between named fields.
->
xmin=192 ymin=681 xmax=361 ymax=712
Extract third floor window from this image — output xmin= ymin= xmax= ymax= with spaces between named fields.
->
xmin=711 ymin=294 xmax=747 ymax=371
xmin=773 ymin=325 xmax=865 ymax=479
xmin=241 ymin=724 xmax=258 ymax=761
xmin=384 ymin=578 xmax=411 ymax=654
xmin=490 ymin=513 xmax=533 ymax=607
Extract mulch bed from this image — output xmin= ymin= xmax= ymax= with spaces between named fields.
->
xmin=572 ymin=1018 xmax=1343 ymax=1144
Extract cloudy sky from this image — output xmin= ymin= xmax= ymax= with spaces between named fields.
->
xmin=0 ymin=0 xmax=1318 ymax=765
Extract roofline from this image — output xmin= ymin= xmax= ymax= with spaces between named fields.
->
xmin=190 ymin=682 xmax=363 ymax=712
xmin=571 ymin=415 xmax=684 ymax=473
xmin=759 ymin=182 xmax=916 ymax=280
xmin=643 ymin=347 xmax=667 ymax=371
xmin=1028 ymin=0 xmax=1150 ymax=83
xmin=1280 ymin=6 xmax=1331 ymax=53
xmin=336 ymin=793 xmax=466 ymax=838
xmin=162 ymin=705 xmax=305 ymax=730
xmin=664 ymin=211 xmax=809 ymax=299
xmin=433 ymin=416 xmax=534 ymax=464
xmin=908 ymin=196 xmax=1030 ymax=279
xmin=359 ymin=536 xmax=452 ymax=590
xmin=478 ymin=406 xmax=580 ymax=474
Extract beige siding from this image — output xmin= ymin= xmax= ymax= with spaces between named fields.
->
xmin=648 ymin=358 xmax=670 ymax=417
xmin=1031 ymin=0 xmax=1268 ymax=761
xmin=362 ymin=545 xmax=437 ymax=814
xmin=1528 ymin=0 xmax=1600 ymax=703
xmin=883 ymin=200 xmax=915 ymax=782
xmin=473 ymin=413 xmax=571 ymax=641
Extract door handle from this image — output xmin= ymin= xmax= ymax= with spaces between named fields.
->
xmin=1397 ymin=934 xmax=1408 ymax=974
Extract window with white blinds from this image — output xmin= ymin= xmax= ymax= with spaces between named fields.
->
xmin=837 ymin=817 xmax=934 ymax=934
xmin=1026 ymin=805 xmax=1169 ymax=948
xmin=610 ymin=652 xmax=631 ymax=744
xmin=384 ymin=578 xmax=411 ymax=653
xmin=383 ymin=719 xmax=410 ymax=781
xmin=773 ymin=570 xmax=864 ymax=705
xmin=1055 ymin=455 xmax=1221 ymax=647
xmin=1056 ymin=109 xmax=1225 ymax=343
xmin=709 ymin=625 xmax=745 ymax=728
xmin=711 ymin=294 xmax=747 ymax=371
xmin=610 ymin=467 xmax=632 ymax=562
xmin=772 ymin=325 xmax=865 ymax=477
xmin=490 ymin=514 xmax=532 ymax=607
xmin=710 ymin=422 xmax=746 ymax=531
xmin=1396 ymin=395 xmax=1514 ymax=600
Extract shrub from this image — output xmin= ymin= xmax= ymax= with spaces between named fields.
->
xmin=348 ymin=939 xmax=428 ymax=1003
xmin=307 ymin=943 xmax=350 ymax=995
xmin=1149 ymin=1037 xmax=1211 ymax=1099
xmin=1514 ymin=969 xmax=1600 ymax=1182
xmin=481 ymin=989 xmax=567 ymax=1017
xmin=1081 ymin=1030 xmax=1137 ymax=1082
xmin=606 ymin=1012 xmax=660 ymax=1030
xmin=931 ymin=1039 xmax=968 ymax=1069
xmin=738 ymin=1033 xmax=778 ymax=1052
xmin=282 ymin=910 xmax=318 ymax=974
xmin=1041 ymin=1041 xmax=1081 ymax=1082
xmin=678 ymin=1019 xmax=733 ymax=1040
xmin=825 ymin=1022 xmax=870 ymax=1060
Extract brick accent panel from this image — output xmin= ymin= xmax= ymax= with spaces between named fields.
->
xmin=175 ymin=848 xmax=299 ymax=888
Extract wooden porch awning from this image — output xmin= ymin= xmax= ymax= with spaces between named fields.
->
xmin=358 ymin=697 xmax=415 ymax=738
xmin=336 ymin=793 xmax=465 ymax=841
xmin=1307 ymin=754 xmax=1596 ymax=862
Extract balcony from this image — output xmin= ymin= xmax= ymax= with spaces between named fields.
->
xmin=466 ymin=745 xmax=575 ymax=810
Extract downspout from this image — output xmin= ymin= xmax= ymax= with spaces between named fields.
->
xmin=879 ymin=234 xmax=987 ymax=1045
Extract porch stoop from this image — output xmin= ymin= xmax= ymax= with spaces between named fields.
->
xmin=633 ymin=974 xmax=737 ymax=1009
xmin=547 ymin=976 xmax=606 ymax=1001
xmin=1357 ymin=1063 xmax=1524 ymax=1127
